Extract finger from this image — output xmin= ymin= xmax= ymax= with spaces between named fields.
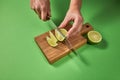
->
xmin=59 ymin=17 xmax=71 ymax=28
xmin=47 ymin=2 xmax=51 ymax=18
xmin=46 ymin=8 xmax=51 ymax=20
xmin=34 ymin=0 xmax=42 ymax=19
xmin=32 ymin=5 xmax=41 ymax=19
xmin=46 ymin=13 xmax=51 ymax=20
xmin=40 ymin=6 xmax=48 ymax=21
xmin=30 ymin=0 xmax=34 ymax=9
xmin=67 ymin=18 xmax=81 ymax=37
xmin=36 ymin=7 xmax=41 ymax=19
xmin=47 ymin=9 xmax=51 ymax=18
xmin=33 ymin=8 xmax=37 ymax=14
xmin=41 ymin=11 xmax=47 ymax=21
xmin=78 ymin=22 xmax=83 ymax=32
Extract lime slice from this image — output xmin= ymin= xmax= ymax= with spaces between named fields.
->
xmin=49 ymin=31 xmax=57 ymax=43
xmin=46 ymin=36 xmax=58 ymax=47
xmin=55 ymin=28 xmax=67 ymax=41
xmin=87 ymin=30 xmax=102 ymax=44
xmin=60 ymin=29 xmax=67 ymax=36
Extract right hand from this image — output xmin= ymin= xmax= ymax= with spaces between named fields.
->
xmin=30 ymin=0 xmax=51 ymax=21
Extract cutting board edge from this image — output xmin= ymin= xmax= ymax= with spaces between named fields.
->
xmin=51 ymin=38 xmax=87 ymax=64
xmin=34 ymin=37 xmax=70 ymax=64
xmin=34 ymin=37 xmax=87 ymax=64
xmin=34 ymin=37 xmax=51 ymax=63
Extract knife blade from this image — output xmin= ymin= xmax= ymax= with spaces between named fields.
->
xmin=49 ymin=19 xmax=77 ymax=53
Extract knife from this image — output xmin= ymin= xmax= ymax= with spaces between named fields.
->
xmin=49 ymin=19 xmax=77 ymax=53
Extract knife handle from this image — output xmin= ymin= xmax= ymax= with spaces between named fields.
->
xmin=80 ymin=23 xmax=93 ymax=35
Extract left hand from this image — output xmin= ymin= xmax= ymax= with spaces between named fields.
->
xmin=59 ymin=9 xmax=83 ymax=38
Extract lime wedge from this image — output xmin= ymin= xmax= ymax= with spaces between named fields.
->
xmin=49 ymin=31 xmax=57 ymax=43
xmin=46 ymin=28 xmax=67 ymax=47
xmin=46 ymin=36 xmax=58 ymax=47
xmin=87 ymin=30 xmax=102 ymax=44
xmin=55 ymin=28 xmax=67 ymax=41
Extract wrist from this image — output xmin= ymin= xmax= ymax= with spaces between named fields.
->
xmin=69 ymin=6 xmax=80 ymax=12
xmin=69 ymin=0 xmax=82 ymax=10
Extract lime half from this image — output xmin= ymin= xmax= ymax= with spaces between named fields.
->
xmin=87 ymin=30 xmax=102 ymax=44
xmin=55 ymin=28 xmax=67 ymax=41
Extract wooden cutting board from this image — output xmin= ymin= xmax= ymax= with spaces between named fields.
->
xmin=35 ymin=23 xmax=93 ymax=64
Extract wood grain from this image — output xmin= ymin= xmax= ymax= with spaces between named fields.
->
xmin=35 ymin=23 xmax=93 ymax=64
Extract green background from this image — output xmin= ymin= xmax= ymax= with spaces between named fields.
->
xmin=0 ymin=0 xmax=120 ymax=80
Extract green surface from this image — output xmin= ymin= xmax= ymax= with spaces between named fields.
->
xmin=0 ymin=0 xmax=120 ymax=80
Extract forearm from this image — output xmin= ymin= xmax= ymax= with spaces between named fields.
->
xmin=69 ymin=0 xmax=82 ymax=10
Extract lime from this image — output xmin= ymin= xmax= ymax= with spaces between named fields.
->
xmin=87 ymin=30 xmax=102 ymax=44
xmin=46 ymin=28 xmax=67 ymax=47
xmin=60 ymin=29 xmax=67 ymax=36
xmin=46 ymin=36 xmax=58 ymax=47
xmin=55 ymin=28 xmax=67 ymax=41
xmin=49 ymin=31 xmax=57 ymax=43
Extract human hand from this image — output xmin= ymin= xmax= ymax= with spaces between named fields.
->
xmin=30 ymin=0 xmax=51 ymax=21
xmin=59 ymin=9 xmax=83 ymax=38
